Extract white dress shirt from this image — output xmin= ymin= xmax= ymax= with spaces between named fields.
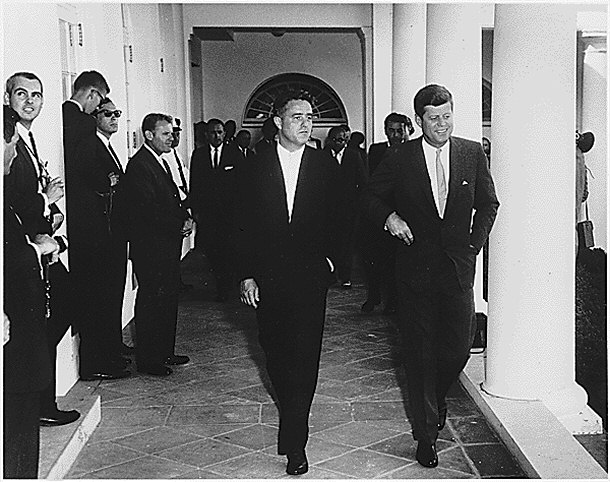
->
xmin=276 ymin=142 xmax=305 ymax=222
xmin=209 ymin=143 xmax=224 ymax=168
xmin=96 ymin=131 xmax=122 ymax=171
xmin=422 ymin=138 xmax=450 ymax=218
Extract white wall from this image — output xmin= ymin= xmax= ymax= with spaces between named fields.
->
xmin=200 ymin=30 xmax=363 ymax=144
xmin=3 ymin=2 xmax=192 ymax=394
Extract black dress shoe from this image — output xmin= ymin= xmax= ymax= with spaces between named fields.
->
xmin=179 ymin=281 xmax=193 ymax=293
xmin=164 ymin=354 xmax=190 ymax=365
xmin=416 ymin=442 xmax=438 ymax=468
xmin=361 ymin=300 xmax=380 ymax=312
xmin=438 ymin=407 xmax=447 ymax=430
xmin=40 ymin=409 xmax=80 ymax=427
xmin=286 ymin=451 xmax=308 ymax=475
xmin=80 ymin=369 xmax=130 ymax=381
xmin=137 ymin=364 xmax=172 ymax=376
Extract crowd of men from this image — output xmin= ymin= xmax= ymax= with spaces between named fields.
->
xmin=4 ymin=71 xmax=498 ymax=477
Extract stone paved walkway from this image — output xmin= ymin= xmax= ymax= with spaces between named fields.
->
xmin=66 ymin=251 xmax=526 ymax=479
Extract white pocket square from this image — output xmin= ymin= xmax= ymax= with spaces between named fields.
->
xmin=461 ymin=180 xmax=469 ymax=186
xmin=224 ymin=165 xmax=234 ymax=171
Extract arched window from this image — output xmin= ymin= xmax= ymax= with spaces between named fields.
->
xmin=243 ymin=73 xmax=348 ymax=127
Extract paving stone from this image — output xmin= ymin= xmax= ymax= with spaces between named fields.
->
xmin=316 ymin=448 xmax=410 ymax=478
xmin=463 ymin=443 xmax=527 ymax=477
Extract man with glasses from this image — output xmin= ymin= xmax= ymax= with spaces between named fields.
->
xmin=324 ymin=124 xmax=367 ymax=289
xmin=67 ymin=97 xmax=130 ymax=381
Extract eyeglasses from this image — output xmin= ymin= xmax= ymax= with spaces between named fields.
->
xmin=91 ymin=88 xmax=106 ymax=102
xmin=97 ymin=110 xmax=122 ymax=118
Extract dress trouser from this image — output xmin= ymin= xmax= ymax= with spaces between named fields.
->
xmin=255 ymin=283 xmax=327 ymax=454
xmin=131 ymin=237 xmax=181 ymax=367
xmin=74 ymin=238 xmax=128 ymax=373
xmin=396 ymin=260 xmax=476 ymax=443
xmin=40 ymin=261 xmax=72 ymax=414
xmin=4 ymin=391 xmax=41 ymax=478
xmin=198 ymin=223 xmax=234 ymax=296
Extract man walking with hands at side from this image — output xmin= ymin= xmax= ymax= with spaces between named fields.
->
xmin=362 ymin=84 xmax=499 ymax=469
xmin=235 ymin=90 xmax=338 ymax=476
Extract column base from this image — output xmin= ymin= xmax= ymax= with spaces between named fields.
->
xmin=557 ymin=405 xmax=604 ymax=435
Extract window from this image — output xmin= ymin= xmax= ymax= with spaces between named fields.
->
xmin=59 ymin=19 xmax=78 ymax=101
xmin=243 ymin=73 xmax=348 ymax=127
xmin=482 ymin=78 xmax=492 ymax=126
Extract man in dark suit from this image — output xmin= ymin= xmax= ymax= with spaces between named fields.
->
xmin=235 ymin=129 xmax=253 ymax=160
xmin=254 ymin=117 xmax=277 ymax=155
xmin=324 ymin=124 xmax=368 ymax=288
xmin=125 ymin=113 xmax=193 ymax=377
xmin=362 ymin=84 xmax=499 ymax=468
xmin=189 ymin=118 xmax=240 ymax=301
xmin=3 ymin=104 xmax=55 ymax=479
xmin=360 ymin=112 xmax=414 ymax=314
xmin=4 ymin=72 xmax=80 ymax=427
xmin=66 ymin=97 xmax=130 ymax=381
xmin=236 ymin=90 xmax=338 ymax=476
xmin=62 ymin=71 xmax=109 ymax=161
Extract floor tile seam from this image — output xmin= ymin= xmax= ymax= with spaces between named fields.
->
xmin=451 ymin=437 xmax=484 ymax=479
xmin=172 ymin=422 xmax=258 ymax=437
xmin=141 ymin=451 xmax=209 ymax=473
xmin=196 ymin=448 xmax=269 ymax=471
xmin=308 ymin=464 xmax=359 ymax=479
xmin=69 ymin=449 xmax=153 ymax=478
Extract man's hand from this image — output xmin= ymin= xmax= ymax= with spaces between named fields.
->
xmin=44 ymin=177 xmax=64 ymax=204
xmin=4 ymin=313 xmax=10 ymax=346
xmin=33 ymin=234 xmax=59 ymax=256
xmin=108 ymin=172 xmax=120 ymax=187
xmin=181 ymin=217 xmax=194 ymax=237
xmin=385 ymin=211 xmax=414 ymax=245
xmin=51 ymin=212 xmax=64 ymax=233
xmin=240 ymin=278 xmax=260 ymax=308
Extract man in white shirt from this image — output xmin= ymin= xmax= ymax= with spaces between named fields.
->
xmin=67 ymin=97 xmax=130 ymax=382
xmin=236 ymin=90 xmax=339 ymax=476
xmin=362 ymin=84 xmax=499 ymax=469
xmin=125 ymin=113 xmax=193 ymax=377
xmin=4 ymin=71 xmax=79 ymax=428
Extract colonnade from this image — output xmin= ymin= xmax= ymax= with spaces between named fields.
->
xmin=375 ymin=3 xmax=596 ymax=432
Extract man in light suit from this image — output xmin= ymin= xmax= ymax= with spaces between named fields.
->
xmin=67 ymin=97 xmax=130 ymax=381
xmin=125 ymin=113 xmax=193 ymax=377
xmin=189 ymin=118 xmax=240 ymax=301
xmin=323 ymin=124 xmax=368 ymax=288
xmin=236 ymin=90 xmax=338 ymax=476
xmin=361 ymin=84 xmax=499 ymax=468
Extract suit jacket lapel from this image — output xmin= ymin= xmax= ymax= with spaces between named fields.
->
xmin=411 ymin=139 xmax=437 ymax=214
xmin=447 ymin=137 xmax=466 ymax=212
xmin=268 ymin=148 xmax=290 ymax=225
xmin=290 ymin=147 xmax=311 ymax=224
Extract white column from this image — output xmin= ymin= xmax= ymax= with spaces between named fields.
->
xmin=371 ymin=4 xmax=393 ymax=143
xmin=392 ymin=3 xmax=426 ymax=130
xmin=483 ymin=4 xmax=590 ymax=425
xmin=425 ymin=4 xmax=486 ymax=312
xmin=425 ymin=4 xmax=482 ymax=141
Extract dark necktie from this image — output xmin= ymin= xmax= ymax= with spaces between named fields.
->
xmin=161 ymin=158 xmax=173 ymax=178
xmin=29 ymin=131 xmax=39 ymax=160
xmin=107 ymin=142 xmax=122 ymax=172
xmin=29 ymin=131 xmax=48 ymax=186
xmin=174 ymin=150 xmax=189 ymax=196
xmin=213 ymin=148 xmax=219 ymax=169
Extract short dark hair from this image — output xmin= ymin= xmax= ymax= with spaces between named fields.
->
xmin=73 ymin=70 xmax=110 ymax=95
xmin=384 ymin=112 xmax=415 ymax=135
xmin=4 ymin=105 xmax=19 ymax=143
xmin=273 ymin=89 xmax=313 ymax=118
xmin=141 ymin=113 xmax=172 ymax=136
xmin=327 ymin=125 xmax=349 ymax=139
xmin=413 ymin=84 xmax=453 ymax=119
xmin=93 ymin=96 xmax=114 ymax=114
xmin=5 ymin=72 xmax=43 ymax=95
xmin=349 ymin=131 xmax=365 ymax=146
xmin=206 ymin=118 xmax=224 ymax=132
